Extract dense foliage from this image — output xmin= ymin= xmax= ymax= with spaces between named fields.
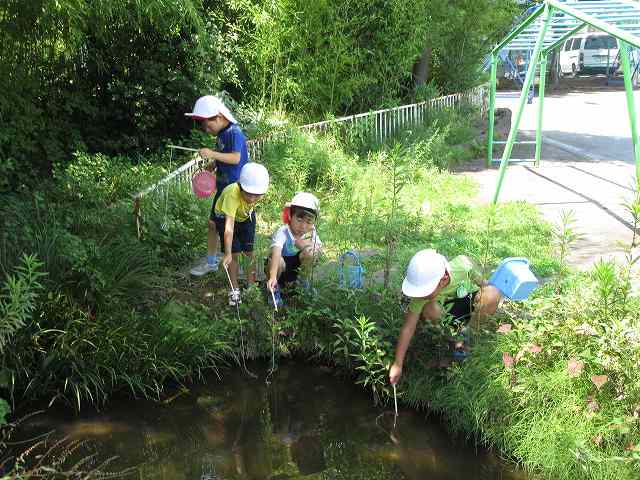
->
xmin=0 ymin=0 xmax=519 ymax=190
xmin=1 ymin=101 xmax=639 ymax=478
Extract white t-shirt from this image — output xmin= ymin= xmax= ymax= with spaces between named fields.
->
xmin=271 ymin=225 xmax=322 ymax=257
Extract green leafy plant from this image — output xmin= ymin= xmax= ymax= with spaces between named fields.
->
xmin=332 ymin=315 xmax=391 ymax=404
xmin=0 ymin=254 xmax=45 ymax=354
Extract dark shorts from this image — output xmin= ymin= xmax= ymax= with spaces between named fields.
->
xmin=443 ymin=291 xmax=479 ymax=326
xmin=209 ymin=185 xmax=225 ymax=222
xmin=214 ymin=211 xmax=256 ymax=254
xmin=279 ymin=253 xmax=302 ymax=285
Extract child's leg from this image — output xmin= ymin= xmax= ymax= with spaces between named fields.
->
xmin=473 ymin=285 xmax=502 ymax=326
xmin=236 ymin=211 xmax=256 ymax=284
xmin=208 ymin=192 xmax=223 ymax=258
xmin=298 ymin=248 xmax=314 ymax=278
xmin=207 ymin=219 xmax=219 ymax=257
xmin=228 ymin=253 xmax=241 ymax=289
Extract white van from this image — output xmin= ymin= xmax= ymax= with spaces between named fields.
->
xmin=560 ymin=33 xmax=619 ymax=75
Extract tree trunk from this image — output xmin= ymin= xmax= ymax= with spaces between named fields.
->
xmin=413 ymin=46 xmax=432 ymax=90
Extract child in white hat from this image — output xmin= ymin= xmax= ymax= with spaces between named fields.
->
xmin=266 ymin=192 xmax=322 ymax=306
xmin=185 ymin=96 xmax=249 ymax=277
xmin=389 ymin=249 xmax=502 ymax=385
xmin=214 ymin=162 xmax=270 ymax=306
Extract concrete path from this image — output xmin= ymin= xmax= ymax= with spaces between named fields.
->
xmin=460 ymin=89 xmax=639 ymax=269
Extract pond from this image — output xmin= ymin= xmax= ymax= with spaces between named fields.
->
xmin=17 ymin=361 xmax=527 ymax=479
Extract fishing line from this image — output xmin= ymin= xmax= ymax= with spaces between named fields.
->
xmin=270 ymin=289 xmax=279 ymax=313
xmin=223 ymin=264 xmax=257 ymax=378
xmin=265 ymin=266 xmax=281 ymax=383
xmin=265 ymin=308 xmax=277 ymax=385
xmin=308 ymin=209 xmax=320 ymax=288
xmin=393 ymin=384 xmax=398 ymax=429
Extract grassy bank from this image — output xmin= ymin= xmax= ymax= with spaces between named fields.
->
xmin=2 ymin=105 xmax=638 ymax=479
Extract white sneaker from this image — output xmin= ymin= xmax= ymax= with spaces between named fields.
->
xmin=190 ymin=257 xmax=219 ymax=277
xmin=228 ymin=288 xmax=241 ymax=306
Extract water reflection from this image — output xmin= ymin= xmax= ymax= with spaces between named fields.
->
xmin=18 ymin=362 xmax=527 ymax=479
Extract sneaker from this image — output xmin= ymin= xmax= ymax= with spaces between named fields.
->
xmin=228 ymin=288 xmax=241 ymax=306
xmin=190 ymin=256 xmax=219 ymax=277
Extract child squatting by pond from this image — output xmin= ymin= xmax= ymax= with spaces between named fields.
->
xmin=389 ymin=249 xmax=502 ymax=386
xmin=185 ymin=95 xmax=249 ymax=277
xmin=266 ymin=192 xmax=323 ymax=308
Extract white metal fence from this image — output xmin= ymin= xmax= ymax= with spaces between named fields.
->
xmin=133 ymin=86 xmax=486 ymax=237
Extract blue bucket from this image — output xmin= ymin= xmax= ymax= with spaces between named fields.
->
xmin=489 ymin=257 xmax=538 ymax=301
xmin=338 ymin=251 xmax=365 ymax=289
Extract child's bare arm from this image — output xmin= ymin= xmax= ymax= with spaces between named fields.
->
xmin=199 ymin=149 xmax=240 ymax=165
xmin=389 ymin=310 xmax=420 ymax=385
xmin=267 ymin=247 xmax=283 ymax=291
xmin=222 ymin=215 xmax=236 ymax=267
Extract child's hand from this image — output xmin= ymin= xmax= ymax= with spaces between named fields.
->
xmin=389 ymin=363 xmax=403 ymax=385
xmin=295 ymin=237 xmax=313 ymax=250
xmin=222 ymin=253 xmax=232 ymax=269
xmin=267 ymin=277 xmax=278 ymax=292
xmin=199 ymin=148 xmax=216 ymax=159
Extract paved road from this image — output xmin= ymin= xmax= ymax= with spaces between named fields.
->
xmin=496 ymin=89 xmax=639 ymax=164
xmin=461 ymin=88 xmax=639 ymax=270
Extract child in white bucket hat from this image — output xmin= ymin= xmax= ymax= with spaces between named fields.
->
xmin=186 ymin=96 xmax=249 ymax=277
xmin=389 ymin=249 xmax=502 ymax=385
xmin=265 ymin=192 xmax=322 ymax=307
xmin=214 ymin=162 xmax=270 ymax=306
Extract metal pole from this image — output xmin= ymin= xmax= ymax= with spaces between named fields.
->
xmin=620 ymin=41 xmax=640 ymax=182
xmin=536 ymin=54 xmax=548 ymax=167
xmin=488 ymin=52 xmax=498 ymax=167
xmin=493 ymin=4 xmax=554 ymax=203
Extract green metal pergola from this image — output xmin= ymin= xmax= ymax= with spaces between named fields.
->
xmin=488 ymin=0 xmax=640 ymax=203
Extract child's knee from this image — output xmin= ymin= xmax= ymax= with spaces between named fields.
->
xmin=299 ymin=249 xmax=314 ymax=264
xmin=478 ymin=285 xmax=501 ymax=314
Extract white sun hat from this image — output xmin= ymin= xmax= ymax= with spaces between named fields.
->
xmin=402 ymin=249 xmax=450 ymax=298
xmin=290 ymin=192 xmax=320 ymax=212
xmin=238 ymin=163 xmax=269 ymax=195
xmin=185 ymin=95 xmax=237 ymax=124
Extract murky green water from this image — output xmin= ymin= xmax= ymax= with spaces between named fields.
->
xmin=18 ymin=362 xmax=527 ymax=479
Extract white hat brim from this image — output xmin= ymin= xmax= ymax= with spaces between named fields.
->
xmin=402 ymin=276 xmax=439 ymax=298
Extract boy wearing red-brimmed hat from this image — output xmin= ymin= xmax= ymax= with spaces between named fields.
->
xmin=389 ymin=249 xmax=502 ymax=385
xmin=266 ymin=192 xmax=322 ymax=307
xmin=185 ymin=95 xmax=249 ymax=277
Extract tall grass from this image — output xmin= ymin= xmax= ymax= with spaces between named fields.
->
xmin=8 ymin=105 xmax=630 ymax=480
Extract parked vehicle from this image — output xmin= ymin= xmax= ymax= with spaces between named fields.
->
xmin=560 ymin=33 xmax=619 ymax=76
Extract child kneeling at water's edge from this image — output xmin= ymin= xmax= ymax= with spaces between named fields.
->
xmin=389 ymin=249 xmax=502 ymax=385
xmin=214 ymin=162 xmax=270 ymax=306
xmin=266 ymin=192 xmax=322 ymax=306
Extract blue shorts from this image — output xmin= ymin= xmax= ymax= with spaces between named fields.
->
xmin=214 ymin=211 xmax=256 ymax=254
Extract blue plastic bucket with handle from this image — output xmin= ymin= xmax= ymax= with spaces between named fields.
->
xmin=488 ymin=257 xmax=538 ymax=301
xmin=338 ymin=251 xmax=365 ymax=289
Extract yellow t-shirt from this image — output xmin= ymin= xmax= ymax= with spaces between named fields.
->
xmin=408 ymin=255 xmax=480 ymax=315
xmin=214 ymin=183 xmax=253 ymax=222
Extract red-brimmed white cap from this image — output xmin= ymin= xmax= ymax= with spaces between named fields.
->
xmin=185 ymin=96 xmax=237 ymax=123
